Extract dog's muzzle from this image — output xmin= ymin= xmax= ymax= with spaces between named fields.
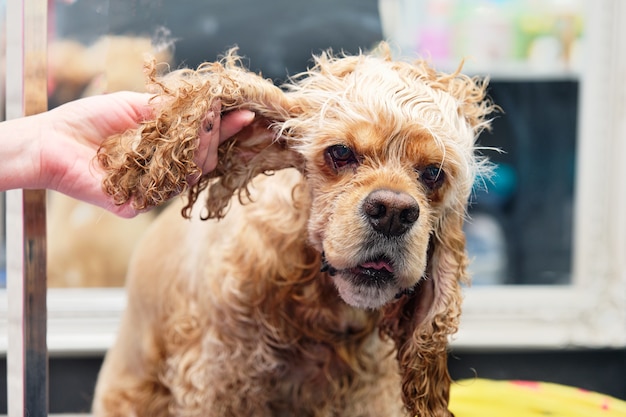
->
xmin=321 ymin=252 xmax=394 ymax=283
xmin=321 ymin=252 xmax=415 ymax=298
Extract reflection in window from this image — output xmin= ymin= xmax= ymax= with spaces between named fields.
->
xmin=48 ymin=2 xmax=181 ymax=289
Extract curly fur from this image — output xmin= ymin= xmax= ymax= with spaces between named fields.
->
xmin=94 ymin=43 xmax=497 ymax=417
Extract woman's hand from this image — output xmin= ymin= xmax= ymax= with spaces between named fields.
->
xmin=0 ymin=91 xmax=254 ymax=217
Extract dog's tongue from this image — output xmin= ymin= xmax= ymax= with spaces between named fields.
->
xmin=360 ymin=260 xmax=394 ymax=273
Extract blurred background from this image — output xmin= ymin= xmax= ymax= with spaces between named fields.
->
xmin=0 ymin=0 xmax=625 ymax=414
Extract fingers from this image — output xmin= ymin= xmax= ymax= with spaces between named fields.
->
xmin=196 ymin=101 xmax=222 ymax=175
xmin=195 ymin=104 xmax=255 ymax=176
xmin=219 ymin=109 xmax=255 ymax=144
xmin=108 ymin=201 xmax=141 ymax=219
xmin=205 ymin=100 xmax=224 ymax=174
xmin=129 ymin=92 xmax=156 ymax=122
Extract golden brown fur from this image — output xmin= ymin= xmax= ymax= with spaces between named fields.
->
xmin=93 ymin=43 xmax=496 ymax=416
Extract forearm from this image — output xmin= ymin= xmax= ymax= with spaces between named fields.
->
xmin=0 ymin=114 xmax=46 ymax=191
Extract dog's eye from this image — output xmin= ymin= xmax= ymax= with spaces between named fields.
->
xmin=420 ymin=165 xmax=445 ymax=190
xmin=325 ymin=145 xmax=358 ymax=170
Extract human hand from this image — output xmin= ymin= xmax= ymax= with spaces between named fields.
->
xmin=30 ymin=92 xmax=254 ymax=217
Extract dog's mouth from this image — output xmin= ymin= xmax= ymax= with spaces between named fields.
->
xmin=321 ymin=253 xmax=415 ymax=308
xmin=348 ymin=258 xmax=395 ymax=286
xmin=322 ymin=253 xmax=395 ymax=284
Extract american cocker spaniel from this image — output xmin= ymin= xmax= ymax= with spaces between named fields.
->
xmin=93 ymin=43 xmax=496 ymax=417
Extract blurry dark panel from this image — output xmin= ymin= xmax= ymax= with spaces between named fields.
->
xmin=53 ymin=0 xmax=383 ymax=82
xmin=471 ymin=80 xmax=578 ymax=285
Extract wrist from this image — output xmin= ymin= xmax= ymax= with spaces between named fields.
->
xmin=0 ymin=114 xmax=46 ymax=191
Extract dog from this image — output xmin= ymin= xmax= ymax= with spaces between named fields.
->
xmin=93 ymin=43 xmax=496 ymax=417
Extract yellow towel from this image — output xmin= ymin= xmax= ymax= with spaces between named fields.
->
xmin=450 ymin=379 xmax=626 ymax=417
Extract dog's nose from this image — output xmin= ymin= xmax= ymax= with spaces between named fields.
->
xmin=362 ymin=189 xmax=419 ymax=237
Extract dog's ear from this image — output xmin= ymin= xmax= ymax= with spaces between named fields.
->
xmin=380 ymin=207 xmax=466 ymax=417
xmin=98 ymin=50 xmax=303 ymax=217
xmin=185 ymin=117 xmax=305 ymax=219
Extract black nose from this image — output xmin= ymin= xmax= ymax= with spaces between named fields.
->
xmin=362 ymin=189 xmax=419 ymax=237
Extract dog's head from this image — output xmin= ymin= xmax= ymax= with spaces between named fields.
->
xmin=278 ymin=48 xmax=494 ymax=312
xmin=98 ymin=43 xmax=497 ymax=415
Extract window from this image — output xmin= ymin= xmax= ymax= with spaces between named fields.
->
xmin=1 ymin=0 xmax=625 ymax=356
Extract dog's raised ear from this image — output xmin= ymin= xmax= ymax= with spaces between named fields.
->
xmin=380 ymin=207 xmax=467 ymax=417
xmin=186 ymin=116 xmax=305 ymax=219
xmin=98 ymin=49 xmax=303 ymax=218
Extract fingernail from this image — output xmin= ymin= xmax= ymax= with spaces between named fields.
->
xmin=242 ymin=110 xmax=255 ymax=124
xmin=204 ymin=112 xmax=215 ymax=132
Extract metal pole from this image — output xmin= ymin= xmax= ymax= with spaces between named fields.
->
xmin=6 ymin=0 xmax=49 ymax=415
